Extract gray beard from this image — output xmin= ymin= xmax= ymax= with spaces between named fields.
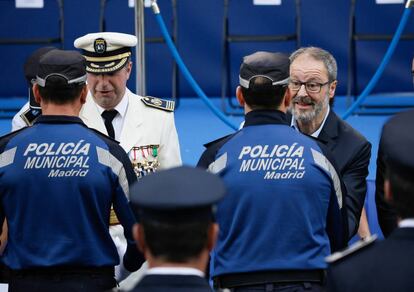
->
xmin=291 ymin=93 xmax=329 ymax=124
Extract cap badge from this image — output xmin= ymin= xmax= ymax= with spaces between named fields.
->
xmin=94 ymin=38 xmax=107 ymax=54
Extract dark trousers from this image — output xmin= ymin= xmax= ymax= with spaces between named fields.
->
xmin=0 ymin=263 xmax=10 ymax=283
xmin=9 ymin=266 xmax=117 ymax=292
xmin=224 ymin=282 xmax=324 ymax=292
xmin=214 ymin=270 xmax=325 ymax=292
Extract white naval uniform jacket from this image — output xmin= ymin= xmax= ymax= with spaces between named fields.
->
xmin=81 ymin=89 xmax=183 ymax=281
xmin=79 ymin=88 xmax=182 ymax=170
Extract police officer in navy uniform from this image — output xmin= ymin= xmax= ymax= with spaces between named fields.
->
xmin=198 ymin=51 xmax=348 ymax=291
xmin=327 ymin=110 xmax=414 ymax=292
xmin=0 ymin=49 xmax=143 ymax=292
xmin=123 ymin=166 xmax=226 ymax=292
xmin=0 ymin=47 xmax=57 ymax=287
xmin=3 ymin=46 xmax=57 ymax=263
xmin=375 ymin=58 xmax=414 ymax=237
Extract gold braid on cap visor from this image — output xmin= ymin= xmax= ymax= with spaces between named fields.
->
xmin=86 ymin=57 xmax=128 ymax=73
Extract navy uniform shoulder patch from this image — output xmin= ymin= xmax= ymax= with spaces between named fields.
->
xmin=325 ymin=234 xmax=377 ymax=264
xmin=141 ymin=96 xmax=175 ymax=112
xmin=20 ymin=108 xmax=42 ymax=126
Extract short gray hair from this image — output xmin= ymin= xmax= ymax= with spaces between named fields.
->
xmin=290 ymin=47 xmax=337 ymax=82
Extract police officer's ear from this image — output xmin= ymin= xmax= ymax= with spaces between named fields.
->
xmin=207 ymin=223 xmax=219 ymax=252
xmin=133 ymin=223 xmax=147 ymax=254
xmin=236 ymin=86 xmax=245 ymax=107
xmin=79 ymin=85 xmax=88 ymax=105
xmin=32 ymin=83 xmax=42 ymax=105
xmin=283 ymin=86 xmax=292 ymax=108
xmin=384 ymin=179 xmax=393 ymax=203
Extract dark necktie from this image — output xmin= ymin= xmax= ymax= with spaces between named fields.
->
xmin=101 ymin=110 xmax=118 ymax=139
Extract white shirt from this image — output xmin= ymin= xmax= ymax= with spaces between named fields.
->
xmin=398 ymin=219 xmax=414 ymax=228
xmin=146 ymin=267 xmax=205 ymax=277
xmin=290 ymin=106 xmax=330 ymax=138
xmin=95 ymin=92 xmax=129 ymax=141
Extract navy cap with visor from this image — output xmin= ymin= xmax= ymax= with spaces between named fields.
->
xmin=239 ymin=51 xmax=290 ymax=89
xmin=36 ymin=50 xmax=87 ymax=88
xmin=381 ymin=110 xmax=414 ymax=180
xmin=129 ymin=166 xmax=227 ymax=223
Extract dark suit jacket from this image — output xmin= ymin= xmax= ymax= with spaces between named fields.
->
xmin=375 ymin=139 xmax=398 ymax=237
xmin=126 ymin=274 xmax=213 ymax=292
xmin=288 ymin=110 xmax=371 ymax=237
xmin=327 ymin=227 xmax=414 ymax=292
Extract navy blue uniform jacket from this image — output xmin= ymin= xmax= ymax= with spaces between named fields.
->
xmin=327 ymin=227 xmax=414 ymax=292
xmin=0 ymin=116 xmax=144 ymax=271
xmin=198 ymin=110 xmax=348 ymax=277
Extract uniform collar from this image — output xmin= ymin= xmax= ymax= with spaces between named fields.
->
xmin=34 ymin=115 xmax=85 ymax=125
xmin=399 ymin=219 xmax=414 ymax=228
xmin=95 ymin=90 xmax=129 ymax=119
xmin=243 ymin=110 xmax=288 ymax=128
xmin=146 ymin=267 xmax=205 ymax=277
xmin=290 ymin=105 xmax=330 ymax=138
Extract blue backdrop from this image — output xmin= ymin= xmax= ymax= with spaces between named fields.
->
xmin=1 ymin=0 xmax=414 ymax=98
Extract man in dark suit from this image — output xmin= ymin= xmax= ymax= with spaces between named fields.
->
xmin=375 ymin=59 xmax=414 ymax=237
xmin=287 ymin=47 xmax=371 ymax=238
xmin=326 ymin=110 xmax=414 ymax=292
xmin=124 ymin=166 xmax=226 ymax=292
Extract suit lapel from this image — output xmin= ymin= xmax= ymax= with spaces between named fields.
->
xmin=119 ymin=90 xmax=144 ymax=153
xmin=79 ymin=93 xmax=107 ymax=134
xmin=317 ymin=110 xmax=339 ymax=151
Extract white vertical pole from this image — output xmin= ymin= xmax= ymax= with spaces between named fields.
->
xmin=135 ymin=0 xmax=146 ymax=96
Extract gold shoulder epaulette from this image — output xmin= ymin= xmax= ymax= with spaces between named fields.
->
xmin=141 ymin=96 xmax=175 ymax=112
xmin=20 ymin=108 xmax=41 ymax=126
xmin=325 ymin=234 xmax=377 ymax=264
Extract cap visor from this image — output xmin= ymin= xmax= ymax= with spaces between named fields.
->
xmin=86 ymin=57 xmax=128 ymax=74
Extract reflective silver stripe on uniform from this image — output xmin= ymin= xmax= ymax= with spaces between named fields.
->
xmin=311 ymin=148 xmax=343 ymax=209
xmin=0 ymin=147 xmax=17 ymax=168
xmin=96 ymin=146 xmax=129 ymax=199
xmin=208 ymin=152 xmax=227 ymax=174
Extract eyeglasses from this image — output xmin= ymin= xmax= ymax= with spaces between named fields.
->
xmin=288 ymin=80 xmax=330 ymax=93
